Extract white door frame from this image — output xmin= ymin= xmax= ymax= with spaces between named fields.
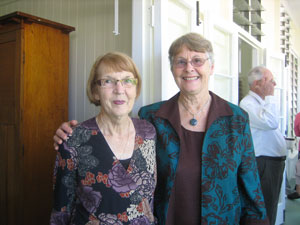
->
xmin=265 ymin=51 xmax=287 ymax=225
xmin=132 ymin=0 xmax=155 ymax=116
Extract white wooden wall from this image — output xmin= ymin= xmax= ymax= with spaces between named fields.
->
xmin=0 ymin=0 xmax=132 ymax=122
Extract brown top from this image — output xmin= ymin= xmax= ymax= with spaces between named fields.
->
xmin=155 ymin=91 xmax=233 ymax=224
xmin=166 ymin=127 xmax=205 ymax=225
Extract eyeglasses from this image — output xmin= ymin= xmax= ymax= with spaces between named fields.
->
xmin=95 ymin=78 xmax=138 ymax=88
xmin=173 ymin=57 xmax=209 ymax=68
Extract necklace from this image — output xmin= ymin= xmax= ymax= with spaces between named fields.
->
xmin=96 ymin=116 xmax=131 ymax=159
xmin=181 ymin=96 xmax=210 ymax=126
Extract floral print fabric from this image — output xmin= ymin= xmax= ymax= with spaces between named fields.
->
xmin=50 ymin=118 xmax=157 ymax=225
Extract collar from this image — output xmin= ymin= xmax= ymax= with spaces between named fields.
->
xmin=248 ymin=90 xmax=265 ymax=105
xmin=155 ymin=93 xmax=182 ymax=136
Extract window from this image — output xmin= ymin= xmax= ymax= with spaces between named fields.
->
xmin=280 ymin=5 xmax=291 ymax=66
xmin=267 ymin=55 xmax=286 ymax=133
xmin=212 ymin=27 xmax=234 ymax=102
xmin=233 ymin=0 xmax=264 ymax=41
xmin=289 ymin=52 xmax=298 ymax=136
xmin=280 ymin=5 xmax=298 ymax=137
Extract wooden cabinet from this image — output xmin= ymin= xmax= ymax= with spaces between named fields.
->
xmin=0 ymin=12 xmax=74 ymax=225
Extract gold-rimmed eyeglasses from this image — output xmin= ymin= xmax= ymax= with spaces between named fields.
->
xmin=95 ymin=78 xmax=138 ymax=88
xmin=173 ymin=57 xmax=209 ymax=68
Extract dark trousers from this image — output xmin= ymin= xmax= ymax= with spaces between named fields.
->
xmin=256 ymin=156 xmax=285 ymax=225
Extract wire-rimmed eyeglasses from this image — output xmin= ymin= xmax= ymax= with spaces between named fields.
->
xmin=173 ymin=57 xmax=209 ymax=68
xmin=95 ymin=78 xmax=138 ymax=88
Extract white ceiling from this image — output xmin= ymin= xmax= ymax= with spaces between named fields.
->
xmin=282 ymin=0 xmax=300 ymax=28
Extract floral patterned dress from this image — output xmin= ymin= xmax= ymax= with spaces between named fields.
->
xmin=50 ymin=117 xmax=157 ymax=225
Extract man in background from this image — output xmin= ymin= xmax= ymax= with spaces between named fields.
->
xmin=240 ymin=66 xmax=287 ymax=225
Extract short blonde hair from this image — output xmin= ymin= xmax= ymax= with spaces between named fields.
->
xmin=87 ymin=52 xmax=142 ymax=106
xmin=168 ymin=32 xmax=214 ymax=67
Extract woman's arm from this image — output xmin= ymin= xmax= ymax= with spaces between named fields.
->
xmin=53 ymin=120 xmax=78 ymax=150
xmin=50 ymin=140 xmax=77 ymax=224
xmin=238 ymin=120 xmax=269 ymax=224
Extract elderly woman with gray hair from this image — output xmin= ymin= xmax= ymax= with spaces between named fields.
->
xmin=54 ymin=33 xmax=269 ymax=225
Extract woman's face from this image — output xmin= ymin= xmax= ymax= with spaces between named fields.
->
xmin=94 ymin=68 xmax=137 ymax=119
xmin=171 ymin=46 xmax=214 ymax=96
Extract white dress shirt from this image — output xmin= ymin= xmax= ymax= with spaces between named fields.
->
xmin=240 ymin=91 xmax=286 ymax=157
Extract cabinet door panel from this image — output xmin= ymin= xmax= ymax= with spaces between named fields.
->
xmin=22 ymin=22 xmax=68 ymax=225
xmin=0 ymin=124 xmax=23 ymax=225
xmin=0 ymin=40 xmax=16 ymax=124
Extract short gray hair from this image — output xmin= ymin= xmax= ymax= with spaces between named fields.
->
xmin=168 ymin=32 xmax=214 ymax=68
xmin=247 ymin=66 xmax=267 ymax=86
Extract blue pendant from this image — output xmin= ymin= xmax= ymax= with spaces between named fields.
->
xmin=190 ymin=118 xmax=198 ymax=126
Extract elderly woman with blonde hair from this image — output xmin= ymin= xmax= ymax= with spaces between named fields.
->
xmin=50 ymin=52 xmax=156 ymax=225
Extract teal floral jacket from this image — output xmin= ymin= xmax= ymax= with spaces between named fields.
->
xmin=138 ymin=92 xmax=269 ymax=225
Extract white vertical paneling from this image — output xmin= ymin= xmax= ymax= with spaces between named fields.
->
xmin=75 ymin=0 xmax=87 ymax=122
xmin=93 ymin=0 xmax=106 ymax=117
xmin=68 ymin=33 xmax=78 ymax=120
xmin=105 ymin=0 xmax=114 ymax=51
xmin=44 ymin=0 xmax=52 ymax=19
xmin=84 ymin=0 xmax=97 ymax=120
xmin=30 ymin=0 xmax=37 ymax=16
xmin=37 ymin=0 xmax=46 ymax=18
xmin=118 ymin=0 xmax=132 ymax=53
xmin=0 ymin=0 xmax=132 ymax=123
xmin=51 ymin=0 xmax=58 ymax=21
xmin=68 ymin=0 xmax=79 ymax=121
xmin=90 ymin=0 xmax=99 ymax=117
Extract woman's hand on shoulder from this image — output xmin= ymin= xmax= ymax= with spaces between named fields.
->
xmin=53 ymin=120 xmax=78 ymax=150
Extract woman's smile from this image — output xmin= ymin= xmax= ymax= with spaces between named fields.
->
xmin=113 ymin=100 xmax=126 ymax=105
xmin=182 ymin=76 xmax=200 ymax=81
